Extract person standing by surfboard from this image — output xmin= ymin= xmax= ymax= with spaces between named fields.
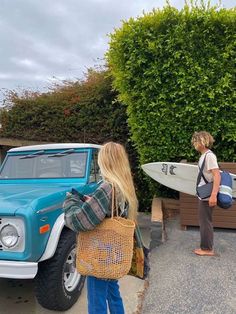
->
xmin=191 ymin=131 xmax=221 ymax=256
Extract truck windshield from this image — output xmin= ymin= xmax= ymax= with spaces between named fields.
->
xmin=0 ymin=151 xmax=88 ymax=179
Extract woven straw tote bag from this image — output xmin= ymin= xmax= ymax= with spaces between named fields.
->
xmin=76 ymin=186 xmax=135 ymax=279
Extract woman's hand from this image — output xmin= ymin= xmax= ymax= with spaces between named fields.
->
xmin=83 ymin=195 xmax=91 ymax=201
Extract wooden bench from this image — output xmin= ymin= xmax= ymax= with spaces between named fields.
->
xmin=150 ymin=197 xmax=179 ymax=248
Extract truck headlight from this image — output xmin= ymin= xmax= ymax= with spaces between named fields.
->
xmin=0 ymin=224 xmax=19 ymax=248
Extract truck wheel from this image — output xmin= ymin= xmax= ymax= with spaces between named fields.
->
xmin=35 ymin=228 xmax=86 ymax=311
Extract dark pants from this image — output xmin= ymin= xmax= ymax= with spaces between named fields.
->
xmin=198 ymin=200 xmax=214 ymax=250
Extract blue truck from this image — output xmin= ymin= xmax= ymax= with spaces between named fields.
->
xmin=0 ymin=143 xmax=102 ymax=311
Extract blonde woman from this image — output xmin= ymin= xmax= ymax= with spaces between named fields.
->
xmin=191 ymin=131 xmax=221 ymax=256
xmin=63 ymin=142 xmax=138 ymax=314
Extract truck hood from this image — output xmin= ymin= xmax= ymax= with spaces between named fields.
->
xmin=0 ymin=182 xmax=83 ymax=215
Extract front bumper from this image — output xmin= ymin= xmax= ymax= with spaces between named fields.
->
xmin=0 ymin=260 xmax=38 ymax=279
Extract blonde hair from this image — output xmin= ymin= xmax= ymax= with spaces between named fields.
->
xmin=191 ymin=131 xmax=215 ymax=149
xmin=98 ymin=142 xmax=138 ymax=220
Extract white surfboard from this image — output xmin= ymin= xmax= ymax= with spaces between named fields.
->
xmin=141 ymin=162 xmax=236 ymax=198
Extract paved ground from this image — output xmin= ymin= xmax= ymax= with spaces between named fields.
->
xmin=3 ymin=214 xmax=236 ymax=314
xmin=142 ymin=216 xmax=236 ymax=314
xmin=0 ymin=276 xmax=148 ymax=314
xmin=0 ymin=213 xmax=151 ymax=314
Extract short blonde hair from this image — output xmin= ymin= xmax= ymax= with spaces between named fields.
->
xmin=98 ymin=142 xmax=138 ymax=220
xmin=191 ymin=131 xmax=215 ymax=149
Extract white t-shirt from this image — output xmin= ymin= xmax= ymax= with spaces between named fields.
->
xmin=198 ymin=150 xmax=219 ymax=187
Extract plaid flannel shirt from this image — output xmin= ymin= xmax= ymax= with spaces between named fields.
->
xmin=63 ymin=181 xmax=149 ymax=279
xmin=63 ymin=182 xmax=113 ymax=232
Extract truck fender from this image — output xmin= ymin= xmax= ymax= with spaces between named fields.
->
xmin=39 ymin=213 xmax=67 ymax=262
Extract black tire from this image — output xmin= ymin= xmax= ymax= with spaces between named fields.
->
xmin=35 ymin=228 xmax=86 ymax=311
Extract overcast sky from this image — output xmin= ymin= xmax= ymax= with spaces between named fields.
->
xmin=0 ymin=0 xmax=234 ymax=103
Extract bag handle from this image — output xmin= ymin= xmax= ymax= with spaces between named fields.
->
xmin=111 ymin=184 xmax=119 ymax=218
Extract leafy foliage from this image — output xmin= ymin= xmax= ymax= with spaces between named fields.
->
xmin=0 ymin=69 xmax=129 ymax=144
xmin=107 ymin=1 xmax=236 ymax=171
xmin=0 ymin=68 xmax=150 ymax=210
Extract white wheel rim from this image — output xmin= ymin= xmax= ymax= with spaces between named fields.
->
xmin=63 ymin=247 xmax=81 ymax=292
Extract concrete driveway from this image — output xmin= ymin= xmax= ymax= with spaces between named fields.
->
xmin=142 ymin=217 xmax=236 ymax=314
xmin=0 ymin=275 xmax=146 ymax=314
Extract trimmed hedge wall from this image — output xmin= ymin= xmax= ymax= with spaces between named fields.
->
xmin=0 ymin=70 xmax=129 ymax=144
xmin=107 ymin=3 xmax=236 ymax=168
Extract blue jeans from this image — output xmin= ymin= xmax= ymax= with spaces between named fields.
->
xmin=87 ymin=276 xmax=125 ymax=314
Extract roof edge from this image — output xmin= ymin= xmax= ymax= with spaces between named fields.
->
xmin=8 ymin=143 xmax=101 ymax=152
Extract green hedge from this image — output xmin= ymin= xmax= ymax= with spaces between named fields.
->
xmin=0 ymin=69 xmax=150 ymax=210
xmin=0 ymin=70 xmax=129 ymax=144
xmin=107 ymin=2 xmax=236 ymax=169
